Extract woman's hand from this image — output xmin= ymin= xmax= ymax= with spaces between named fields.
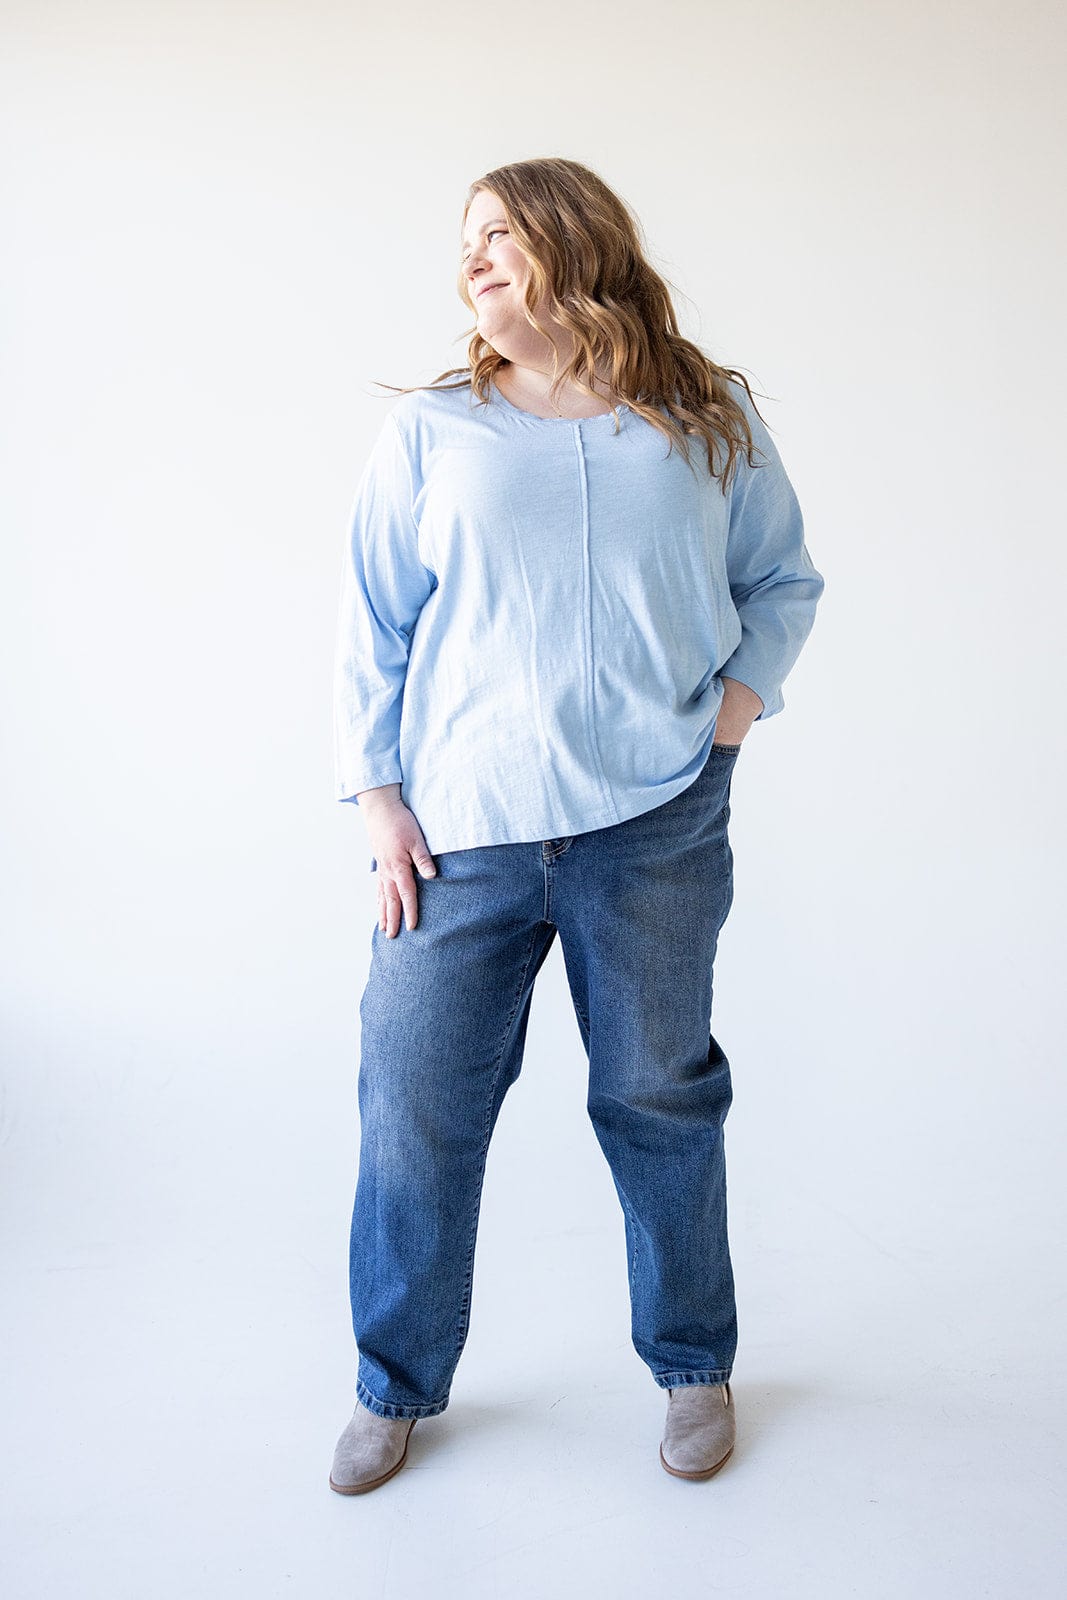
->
xmin=356 ymin=785 xmax=437 ymax=938
xmin=713 ymin=676 xmax=764 ymax=745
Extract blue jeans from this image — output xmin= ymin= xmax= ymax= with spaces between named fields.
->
xmin=347 ymin=739 xmax=743 ymax=1419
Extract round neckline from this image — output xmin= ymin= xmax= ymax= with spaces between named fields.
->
xmin=489 ymin=377 xmax=630 ymax=424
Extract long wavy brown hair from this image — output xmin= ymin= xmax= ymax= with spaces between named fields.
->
xmin=372 ymin=156 xmax=773 ymax=493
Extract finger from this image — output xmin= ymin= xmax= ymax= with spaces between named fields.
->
xmin=398 ymin=872 xmax=419 ymax=933
xmin=379 ymin=880 xmax=401 ymax=939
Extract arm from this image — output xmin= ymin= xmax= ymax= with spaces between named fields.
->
xmin=718 ymin=399 xmax=826 ymax=723
xmin=714 ymin=675 xmax=766 ymax=743
xmin=332 ymin=413 xmax=436 ymax=808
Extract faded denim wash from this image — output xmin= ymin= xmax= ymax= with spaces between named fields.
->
xmin=348 ymin=737 xmax=742 ymax=1419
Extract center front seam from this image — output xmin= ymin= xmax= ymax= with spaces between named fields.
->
xmin=541 ymin=835 xmax=575 ymax=922
xmin=571 ymin=423 xmax=617 ymax=824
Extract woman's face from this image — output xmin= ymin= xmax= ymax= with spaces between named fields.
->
xmin=461 ymin=189 xmax=546 ymax=342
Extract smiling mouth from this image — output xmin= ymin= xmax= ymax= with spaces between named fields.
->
xmin=478 ymin=284 xmax=505 ymax=298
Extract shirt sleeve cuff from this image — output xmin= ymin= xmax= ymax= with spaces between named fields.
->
xmin=336 ymin=757 xmax=404 ymax=804
xmin=719 ymin=660 xmax=785 ymax=721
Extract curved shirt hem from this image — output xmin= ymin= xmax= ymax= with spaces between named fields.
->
xmin=409 ymin=753 xmax=714 ymax=858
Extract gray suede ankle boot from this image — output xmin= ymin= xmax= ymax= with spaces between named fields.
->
xmin=329 ymin=1400 xmax=418 ymax=1495
xmin=660 ymin=1381 xmax=736 ymax=1479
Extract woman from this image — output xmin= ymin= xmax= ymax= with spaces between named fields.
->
xmin=329 ymin=157 xmax=825 ymax=1494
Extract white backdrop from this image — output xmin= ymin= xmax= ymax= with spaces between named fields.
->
xmin=2 ymin=2 xmax=1064 ymax=1596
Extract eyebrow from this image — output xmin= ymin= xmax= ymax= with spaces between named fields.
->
xmin=460 ymin=218 xmax=508 ymax=255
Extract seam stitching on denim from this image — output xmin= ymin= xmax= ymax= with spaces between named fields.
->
xmin=453 ymin=923 xmax=546 ymax=1356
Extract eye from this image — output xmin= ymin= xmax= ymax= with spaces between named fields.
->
xmin=461 ymin=228 xmax=508 ymax=265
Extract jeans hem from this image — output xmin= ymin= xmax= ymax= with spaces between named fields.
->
xmin=355 ymin=1377 xmax=450 ymax=1420
xmin=653 ymin=1369 xmax=732 ymax=1389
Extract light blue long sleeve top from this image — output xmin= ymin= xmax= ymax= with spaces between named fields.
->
xmin=333 ymin=374 xmax=825 ymax=857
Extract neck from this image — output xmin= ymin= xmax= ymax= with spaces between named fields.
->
xmin=501 ymin=359 xmax=617 ymax=413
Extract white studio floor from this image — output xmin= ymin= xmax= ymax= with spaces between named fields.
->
xmin=3 ymin=1313 xmax=1058 ymax=1600
xmin=3 ymin=1211 xmax=1059 ymax=1599
xmin=3 ymin=982 xmax=1062 ymax=1600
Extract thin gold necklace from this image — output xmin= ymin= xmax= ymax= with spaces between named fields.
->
xmin=507 ymin=369 xmax=615 ymax=418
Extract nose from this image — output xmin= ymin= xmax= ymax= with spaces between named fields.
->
xmin=464 ymin=247 xmax=491 ymax=288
